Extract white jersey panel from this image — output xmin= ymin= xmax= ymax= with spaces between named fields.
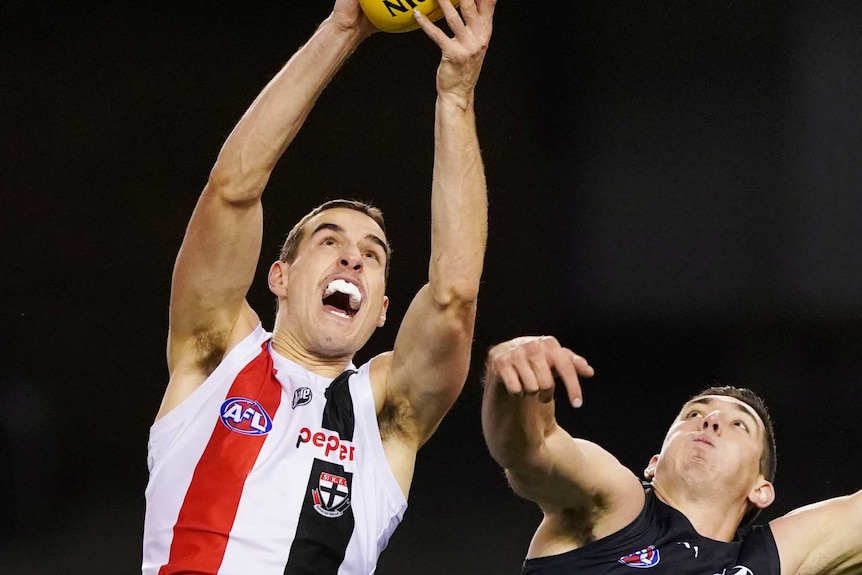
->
xmin=143 ymin=325 xmax=408 ymax=575
xmin=143 ymin=324 xmax=270 ymax=575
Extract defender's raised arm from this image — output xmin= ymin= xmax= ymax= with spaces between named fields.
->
xmin=480 ymin=336 xmax=646 ymax=555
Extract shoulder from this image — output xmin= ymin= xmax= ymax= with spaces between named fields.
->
xmin=158 ymin=321 xmax=268 ymax=421
xmin=367 ymin=352 xmax=392 ymax=411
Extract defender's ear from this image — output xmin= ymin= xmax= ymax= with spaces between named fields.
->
xmin=747 ymin=478 xmax=775 ymax=510
xmin=644 ymin=455 xmax=660 ymax=481
xmin=377 ymin=296 xmax=389 ymax=327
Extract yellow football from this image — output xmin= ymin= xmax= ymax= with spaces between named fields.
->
xmin=359 ymin=0 xmax=460 ymax=33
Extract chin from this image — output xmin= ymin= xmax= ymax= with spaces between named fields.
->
xmin=311 ymin=333 xmax=364 ymax=358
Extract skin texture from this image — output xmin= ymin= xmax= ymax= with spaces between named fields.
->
xmin=481 ymin=335 xmax=862 ymax=574
xmin=160 ymin=0 xmax=496 ymax=501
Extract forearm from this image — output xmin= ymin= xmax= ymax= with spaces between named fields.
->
xmin=209 ymin=16 xmax=369 ymax=203
xmin=481 ymin=374 xmax=555 ymax=471
xmin=427 ymin=93 xmax=488 ymax=305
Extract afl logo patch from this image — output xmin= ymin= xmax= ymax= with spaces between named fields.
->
xmin=619 ymin=545 xmax=660 ymax=568
xmin=219 ymin=397 xmax=273 ymax=435
xmin=292 ymin=387 xmax=312 ymax=409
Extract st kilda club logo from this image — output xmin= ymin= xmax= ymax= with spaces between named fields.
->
xmin=312 ymin=472 xmax=351 ymax=518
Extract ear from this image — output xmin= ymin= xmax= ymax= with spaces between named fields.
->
xmin=643 ymin=455 xmax=660 ymax=481
xmin=747 ymin=478 xmax=775 ymax=510
xmin=268 ymin=260 xmax=288 ymax=296
xmin=377 ymin=296 xmax=389 ymax=327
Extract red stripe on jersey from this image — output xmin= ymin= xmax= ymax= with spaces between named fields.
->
xmin=158 ymin=344 xmax=282 ymax=575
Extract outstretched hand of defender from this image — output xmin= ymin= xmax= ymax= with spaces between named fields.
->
xmin=485 ymin=336 xmax=595 ymax=407
xmin=413 ymin=0 xmax=497 ymax=98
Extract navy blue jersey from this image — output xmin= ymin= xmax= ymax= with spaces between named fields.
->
xmin=522 ymin=487 xmax=780 ymax=575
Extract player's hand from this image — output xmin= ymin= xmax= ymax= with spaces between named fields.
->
xmin=485 ymin=336 xmax=595 ymax=407
xmin=331 ymin=0 xmax=378 ymax=38
xmin=413 ymin=0 xmax=497 ymax=99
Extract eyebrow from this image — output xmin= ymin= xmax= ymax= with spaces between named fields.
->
xmin=684 ymin=397 xmax=761 ymax=430
xmin=310 ymin=222 xmax=389 ymax=257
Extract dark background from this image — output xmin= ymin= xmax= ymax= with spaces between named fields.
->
xmin=1 ymin=2 xmax=860 ymax=573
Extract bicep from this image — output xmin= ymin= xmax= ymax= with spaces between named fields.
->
xmin=385 ymin=284 xmax=477 ymax=445
xmin=170 ymin=184 xmax=263 ymax=352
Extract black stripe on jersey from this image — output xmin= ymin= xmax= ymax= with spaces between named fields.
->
xmin=284 ymin=370 xmax=357 ymax=575
xmin=322 ymin=369 xmax=357 ymax=441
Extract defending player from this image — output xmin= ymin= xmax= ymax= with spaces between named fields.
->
xmin=482 ymin=335 xmax=862 ymax=574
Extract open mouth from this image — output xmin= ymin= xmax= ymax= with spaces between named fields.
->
xmin=322 ymin=279 xmax=362 ymax=319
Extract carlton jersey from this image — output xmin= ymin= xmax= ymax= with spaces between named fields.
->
xmin=142 ymin=325 xmax=407 ymax=575
xmin=522 ymin=486 xmax=780 ymax=575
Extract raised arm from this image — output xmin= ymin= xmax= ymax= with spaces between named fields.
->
xmin=380 ymin=0 xmax=495 ymax=447
xmin=481 ymin=336 xmax=645 ymax=553
xmin=159 ymin=3 xmax=376 ymax=420
xmin=770 ymin=490 xmax=862 ymax=575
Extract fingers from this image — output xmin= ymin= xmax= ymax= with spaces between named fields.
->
xmin=413 ymin=0 xmax=495 ymax=48
xmin=551 ymin=346 xmax=595 ymax=408
xmin=437 ymin=0 xmax=467 ymax=36
xmin=486 ymin=336 xmax=595 ymax=407
xmin=412 ymin=8 xmax=449 ymax=44
xmin=460 ymin=0 xmax=497 ymax=21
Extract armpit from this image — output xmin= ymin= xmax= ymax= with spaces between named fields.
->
xmin=192 ymin=326 xmax=227 ymax=375
xmin=377 ymin=395 xmax=418 ymax=443
xmin=556 ymin=504 xmax=599 ymax=547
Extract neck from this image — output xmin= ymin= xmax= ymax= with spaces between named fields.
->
xmin=651 ymin=481 xmax=747 ymax=542
xmin=270 ymin=325 xmax=354 ymax=378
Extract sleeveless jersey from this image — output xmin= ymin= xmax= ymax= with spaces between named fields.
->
xmin=522 ymin=486 xmax=780 ymax=575
xmin=142 ymin=325 xmax=407 ymax=575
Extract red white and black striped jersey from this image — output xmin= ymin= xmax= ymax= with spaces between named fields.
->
xmin=143 ymin=324 xmax=407 ymax=575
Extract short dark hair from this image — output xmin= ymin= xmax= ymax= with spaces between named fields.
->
xmin=689 ymin=385 xmax=777 ymax=525
xmin=279 ymin=199 xmax=392 ymax=281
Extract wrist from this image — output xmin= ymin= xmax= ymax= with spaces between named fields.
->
xmin=323 ymin=10 xmax=377 ymax=42
xmin=436 ymin=89 xmax=475 ymax=113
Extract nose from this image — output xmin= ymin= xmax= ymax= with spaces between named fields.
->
xmin=702 ymin=411 xmax=722 ymax=434
xmin=339 ymin=247 xmax=362 ymax=271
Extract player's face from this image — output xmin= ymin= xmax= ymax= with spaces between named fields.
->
xmin=274 ymin=208 xmax=389 ymax=358
xmin=651 ymin=396 xmax=767 ymax=497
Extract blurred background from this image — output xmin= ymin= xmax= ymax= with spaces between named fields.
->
xmin=1 ymin=1 xmax=860 ymax=573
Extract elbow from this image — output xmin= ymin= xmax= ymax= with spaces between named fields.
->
xmin=430 ymin=273 xmax=482 ymax=314
xmin=423 ymin=280 xmax=480 ymax=342
xmin=503 ymin=454 xmax=554 ymax=503
xmin=206 ymin=162 xmax=269 ymax=207
xmin=484 ymin=431 xmax=546 ymax=476
xmin=429 ymin=245 xmax=485 ymax=304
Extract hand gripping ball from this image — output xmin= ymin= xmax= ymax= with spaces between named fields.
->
xmin=360 ymin=0 xmax=460 ymax=33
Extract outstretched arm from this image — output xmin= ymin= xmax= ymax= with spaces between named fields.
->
xmin=770 ymin=490 xmax=862 ymax=575
xmin=481 ymin=336 xmax=645 ymax=551
xmin=380 ymin=0 xmax=495 ymax=449
xmin=160 ymin=3 xmax=376 ymax=420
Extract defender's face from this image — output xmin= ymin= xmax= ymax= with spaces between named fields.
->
xmin=274 ymin=208 xmax=389 ymax=357
xmin=651 ymin=396 xmax=767 ymax=494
